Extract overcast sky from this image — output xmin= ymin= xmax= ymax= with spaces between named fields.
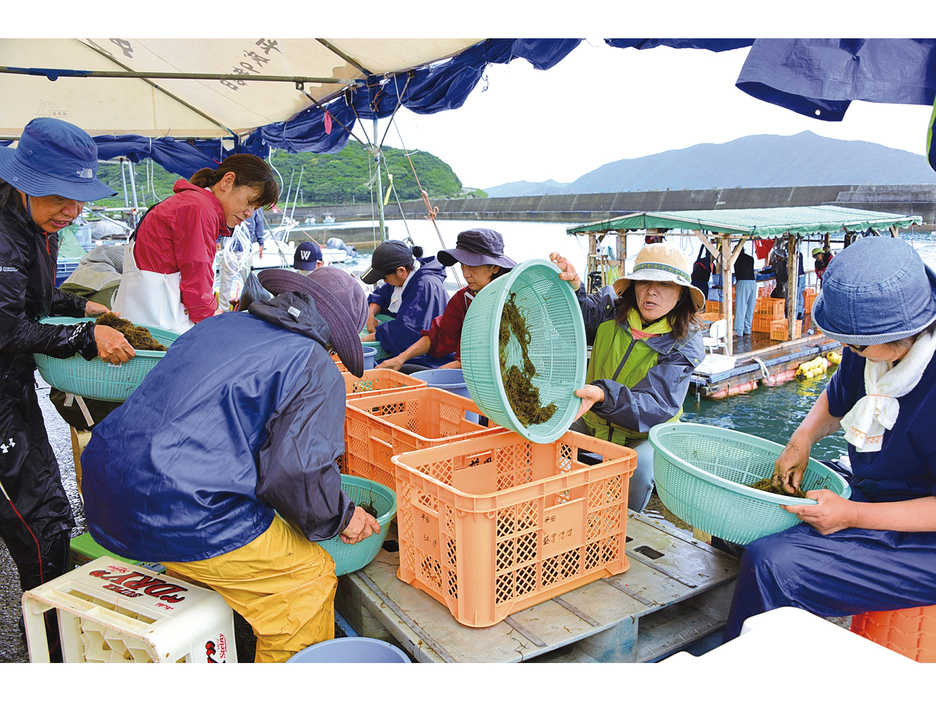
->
xmin=28 ymin=5 xmax=936 ymax=193
xmin=366 ymin=40 xmax=933 ymax=190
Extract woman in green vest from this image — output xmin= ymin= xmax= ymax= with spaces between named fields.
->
xmin=550 ymin=244 xmax=706 ymax=512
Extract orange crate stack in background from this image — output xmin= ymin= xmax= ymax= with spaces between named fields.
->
xmin=754 ymin=297 xmax=785 ymax=319
xmin=343 ymin=386 xmax=503 ymax=490
xmin=391 ymin=430 xmax=636 ymax=628
xmin=769 ymin=319 xmax=802 ymax=341
xmin=803 ymin=288 xmax=817 ymax=314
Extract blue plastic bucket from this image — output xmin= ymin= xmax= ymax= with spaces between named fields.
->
xmin=362 ymin=346 xmax=377 ymax=370
xmin=286 ymin=637 xmax=410 ymax=663
xmin=410 ymin=368 xmax=480 ymax=423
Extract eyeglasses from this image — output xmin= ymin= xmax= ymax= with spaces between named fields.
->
xmin=846 ymin=344 xmax=868 ymax=353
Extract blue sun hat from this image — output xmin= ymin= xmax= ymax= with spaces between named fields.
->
xmin=0 ymin=117 xmax=116 ymax=201
xmin=813 ymin=237 xmax=936 ymax=345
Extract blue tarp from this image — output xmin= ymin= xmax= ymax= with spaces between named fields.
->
xmin=68 ymin=38 xmax=936 ymax=177
xmin=89 ymin=39 xmax=582 ymax=179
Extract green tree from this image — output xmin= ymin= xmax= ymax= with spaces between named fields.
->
xmin=93 ymin=143 xmax=464 ymax=209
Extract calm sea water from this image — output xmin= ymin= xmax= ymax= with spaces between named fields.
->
xmin=339 ymin=218 xmax=934 ymax=457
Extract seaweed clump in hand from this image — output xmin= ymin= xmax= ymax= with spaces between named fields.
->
xmin=499 ymin=292 xmax=557 ymax=426
xmin=748 ymin=477 xmax=808 ymax=499
xmin=95 ymin=312 xmax=167 ymax=351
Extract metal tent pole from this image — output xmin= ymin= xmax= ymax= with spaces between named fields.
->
xmin=374 ymin=118 xmax=386 ymax=241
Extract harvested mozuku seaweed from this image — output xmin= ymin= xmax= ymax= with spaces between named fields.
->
xmin=748 ymin=477 xmax=808 ymax=499
xmin=95 ymin=312 xmax=167 ymax=352
xmin=499 ymin=292 xmax=557 ymax=426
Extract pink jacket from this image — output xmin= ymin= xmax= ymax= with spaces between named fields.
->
xmin=132 ymin=180 xmax=229 ymax=323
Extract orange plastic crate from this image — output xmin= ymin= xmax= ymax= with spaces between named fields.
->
xmin=344 ymin=386 xmax=504 ymax=490
xmin=391 ymin=430 xmax=636 ymax=627
xmin=752 ymin=315 xmax=774 ymax=333
xmin=754 ymin=297 xmax=785 ymax=319
xmin=769 ymin=319 xmax=802 ymax=341
xmin=705 ymin=300 xmax=722 ymax=314
xmin=803 ymin=288 xmax=817 ymax=314
xmin=341 ymin=368 xmax=427 ymax=400
xmin=851 ymin=604 xmax=936 ymax=663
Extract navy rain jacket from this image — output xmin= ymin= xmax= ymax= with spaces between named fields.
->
xmin=81 ymin=291 xmax=356 ymax=563
xmin=367 ymin=255 xmax=453 ymax=367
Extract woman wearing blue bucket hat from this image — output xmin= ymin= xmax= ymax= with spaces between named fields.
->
xmin=724 ymin=236 xmax=936 ymax=642
xmin=0 ymin=117 xmax=135 ymax=658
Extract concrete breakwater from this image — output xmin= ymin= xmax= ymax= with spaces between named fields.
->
xmin=291 ymin=184 xmax=936 ymax=227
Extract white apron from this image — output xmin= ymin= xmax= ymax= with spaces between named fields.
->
xmin=112 ymin=240 xmax=195 ymax=335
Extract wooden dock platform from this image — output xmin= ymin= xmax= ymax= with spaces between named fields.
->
xmin=691 ymin=313 xmax=843 ymax=399
xmin=334 ymin=513 xmax=739 ymax=663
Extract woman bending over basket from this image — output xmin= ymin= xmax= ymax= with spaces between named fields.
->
xmin=0 ymin=118 xmax=135 ymax=659
xmin=551 ymin=244 xmax=705 ymax=513
xmin=723 ymin=236 xmax=936 ymax=641
xmin=112 ymin=154 xmax=278 ymax=334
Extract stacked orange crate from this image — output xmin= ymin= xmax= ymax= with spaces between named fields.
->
xmin=803 ymin=288 xmax=817 ymax=314
xmin=753 ymin=297 xmax=785 ymax=334
xmin=770 ymin=319 xmax=802 ymax=341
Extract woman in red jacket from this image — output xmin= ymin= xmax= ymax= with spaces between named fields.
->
xmin=113 ymin=154 xmax=278 ymax=333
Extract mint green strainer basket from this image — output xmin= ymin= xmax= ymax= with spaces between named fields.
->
xmin=34 ymin=317 xmax=179 ymax=402
xmin=317 ymin=475 xmax=396 ymax=576
xmin=461 ymin=259 xmax=586 ymax=443
xmin=649 ymin=423 xmax=851 ymax=544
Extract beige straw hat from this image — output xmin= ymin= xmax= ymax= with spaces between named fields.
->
xmin=612 ymin=243 xmax=707 ymax=312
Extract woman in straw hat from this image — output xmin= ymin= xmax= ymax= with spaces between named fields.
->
xmin=82 ymin=266 xmax=380 ymax=662
xmin=551 ymin=244 xmax=705 ymax=513
xmin=0 ymin=117 xmax=136 ymax=658
xmin=723 ymin=237 xmax=936 ymax=641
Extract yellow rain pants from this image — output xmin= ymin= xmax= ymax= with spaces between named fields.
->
xmin=163 ymin=514 xmax=337 ymax=663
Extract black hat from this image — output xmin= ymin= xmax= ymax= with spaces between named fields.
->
xmin=361 ymin=240 xmax=414 ymax=285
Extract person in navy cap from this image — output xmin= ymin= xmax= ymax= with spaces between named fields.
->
xmin=360 ymin=240 xmax=452 ymax=370
xmin=723 ymin=237 xmax=936 ymax=641
xmin=377 ymin=228 xmax=515 ymax=372
xmin=293 ymin=239 xmax=323 ymax=273
xmin=0 ymin=117 xmax=135 ymax=658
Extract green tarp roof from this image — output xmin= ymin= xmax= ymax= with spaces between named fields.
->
xmin=566 ymin=205 xmax=922 ymax=239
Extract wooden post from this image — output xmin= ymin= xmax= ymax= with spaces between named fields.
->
xmin=787 ymin=234 xmax=799 ymax=341
xmin=720 ymin=234 xmax=733 ymax=355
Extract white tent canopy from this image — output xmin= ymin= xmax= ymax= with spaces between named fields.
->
xmin=0 ymin=38 xmax=482 ymax=140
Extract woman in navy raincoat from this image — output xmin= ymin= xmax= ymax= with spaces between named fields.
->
xmin=82 ymin=267 xmax=380 ymax=663
xmin=724 ymin=237 xmax=936 ymax=640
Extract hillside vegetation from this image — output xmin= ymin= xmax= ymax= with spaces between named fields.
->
xmin=95 ymin=142 xmax=470 ymax=209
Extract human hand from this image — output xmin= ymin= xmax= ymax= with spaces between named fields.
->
xmin=573 ymin=385 xmax=604 ymax=421
xmin=772 ymin=435 xmax=811 ymax=495
xmin=84 ymin=301 xmax=111 ymax=317
xmin=366 ymin=315 xmax=378 ymax=333
xmin=258 ymin=245 xmax=264 ymax=260
xmin=94 ymin=325 xmax=136 ymax=365
xmin=782 ymin=490 xmax=858 ymax=535
xmin=376 ymin=356 xmax=403 ymax=372
xmin=340 ymin=506 xmax=381 ymax=545
xmin=549 ymin=252 xmax=581 ymax=290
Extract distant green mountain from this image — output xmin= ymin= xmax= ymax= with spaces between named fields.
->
xmin=484 ymin=131 xmax=936 ymax=196
xmin=94 ymin=141 xmax=468 ymax=209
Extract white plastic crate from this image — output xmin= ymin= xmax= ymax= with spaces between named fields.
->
xmin=22 ymin=557 xmax=237 ymax=663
